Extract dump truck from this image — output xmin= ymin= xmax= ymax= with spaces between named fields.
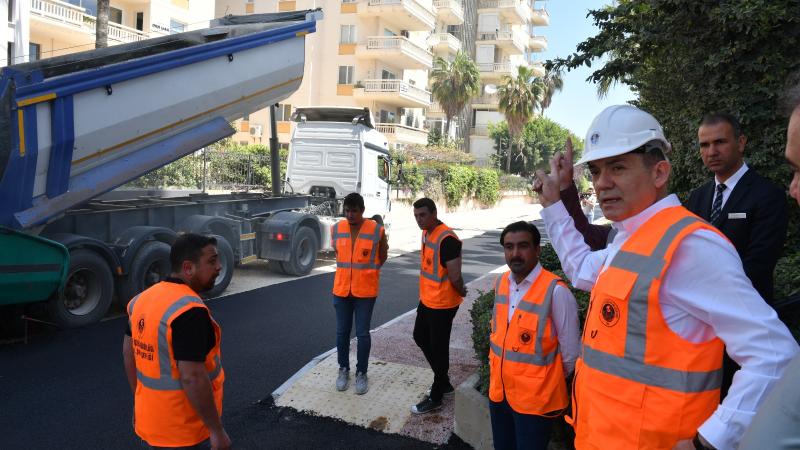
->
xmin=0 ymin=10 xmax=390 ymax=329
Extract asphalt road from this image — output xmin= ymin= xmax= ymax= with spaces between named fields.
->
xmin=0 ymin=230 xmax=506 ymax=450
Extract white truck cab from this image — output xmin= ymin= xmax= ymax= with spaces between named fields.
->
xmin=286 ymin=107 xmax=392 ymax=229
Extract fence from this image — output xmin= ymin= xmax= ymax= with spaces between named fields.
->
xmin=125 ymin=149 xmax=277 ymax=192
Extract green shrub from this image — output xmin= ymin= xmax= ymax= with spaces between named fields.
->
xmin=469 ymin=289 xmax=495 ymax=396
xmin=498 ymin=174 xmax=529 ymax=192
xmin=443 ymin=165 xmax=476 ymax=207
xmin=475 ymin=168 xmax=500 ymax=206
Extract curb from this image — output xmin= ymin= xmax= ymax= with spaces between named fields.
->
xmin=270 ymin=266 xmax=507 ymax=402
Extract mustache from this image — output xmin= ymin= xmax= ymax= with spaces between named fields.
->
xmin=508 ymin=258 xmax=525 ymax=265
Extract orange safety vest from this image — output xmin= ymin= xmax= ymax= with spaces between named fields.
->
xmin=489 ymin=269 xmax=569 ymax=415
xmin=332 ymin=219 xmax=384 ymax=298
xmin=127 ymin=282 xmax=224 ymax=447
xmin=570 ymin=206 xmax=725 ymax=449
xmin=419 ymin=222 xmax=463 ymax=309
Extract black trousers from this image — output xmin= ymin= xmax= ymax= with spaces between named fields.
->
xmin=413 ymin=301 xmax=459 ymax=402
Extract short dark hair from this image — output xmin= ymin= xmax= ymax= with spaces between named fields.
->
xmin=170 ymin=233 xmax=217 ymax=272
xmin=629 ymin=140 xmax=667 ymax=168
xmin=781 ymin=71 xmax=800 ymax=116
xmin=500 ymin=221 xmax=541 ymax=247
xmin=700 ymin=113 xmax=743 ymax=138
xmin=343 ymin=192 xmax=365 ymax=211
xmin=413 ymin=197 xmax=437 ymax=213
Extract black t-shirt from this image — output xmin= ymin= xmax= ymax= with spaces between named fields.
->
xmin=439 ymin=236 xmax=462 ymax=266
xmin=125 ymin=279 xmax=215 ymax=362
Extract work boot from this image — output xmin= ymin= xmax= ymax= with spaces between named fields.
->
xmin=336 ymin=367 xmax=350 ymax=391
xmin=354 ymin=371 xmax=369 ymax=395
xmin=411 ymin=396 xmax=442 ymax=414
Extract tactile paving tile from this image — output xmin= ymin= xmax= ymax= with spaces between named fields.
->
xmin=275 ymin=355 xmax=433 ymax=434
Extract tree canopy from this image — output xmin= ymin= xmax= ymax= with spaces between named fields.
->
xmin=489 ymin=117 xmax=584 ymax=176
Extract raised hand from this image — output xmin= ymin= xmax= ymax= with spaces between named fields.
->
xmin=559 ymin=137 xmax=576 ymax=190
xmin=535 ymin=151 xmax=563 ymax=207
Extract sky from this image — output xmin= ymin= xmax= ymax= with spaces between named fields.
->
xmin=536 ymin=0 xmax=635 ymax=138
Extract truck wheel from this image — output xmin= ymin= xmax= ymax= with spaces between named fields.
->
xmin=282 ymin=226 xmax=319 ymax=276
xmin=202 ymin=236 xmax=234 ymax=299
xmin=48 ymin=249 xmax=113 ymax=328
xmin=118 ymin=241 xmax=171 ymax=304
xmin=268 ymin=260 xmax=287 ymax=275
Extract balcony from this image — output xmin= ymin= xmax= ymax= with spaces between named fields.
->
xmin=530 ymin=61 xmax=545 ymax=77
xmin=477 ymin=61 xmax=515 ymax=80
xmin=358 ymin=0 xmax=436 ymax=31
xmin=30 ymin=0 xmax=148 ymax=44
xmin=427 ymin=101 xmax=445 ymax=117
xmin=356 ymin=36 xmax=434 ymax=70
xmin=353 ymin=79 xmax=432 ymax=108
xmin=428 ymin=32 xmax=461 ymax=55
xmin=530 ymin=7 xmax=550 ymax=26
xmin=476 ymin=30 xmax=526 ymax=54
xmin=528 ymin=34 xmax=547 ymax=51
xmin=472 ymin=93 xmax=499 ymax=108
xmin=478 ymin=0 xmax=528 ymax=24
xmin=376 ymin=123 xmax=429 ymax=146
xmin=433 ymin=0 xmax=464 ymax=25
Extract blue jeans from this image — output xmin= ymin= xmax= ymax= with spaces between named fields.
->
xmin=490 ymin=399 xmax=555 ymax=450
xmin=333 ymin=295 xmax=376 ymax=374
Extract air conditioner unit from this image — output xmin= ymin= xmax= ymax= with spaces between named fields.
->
xmin=249 ymin=124 xmax=263 ymax=137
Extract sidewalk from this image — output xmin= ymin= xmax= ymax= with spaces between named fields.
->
xmin=272 ymin=266 xmax=504 ymax=446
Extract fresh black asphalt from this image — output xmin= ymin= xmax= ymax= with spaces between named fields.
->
xmin=0 ymin=230 xmax=507 ymax=449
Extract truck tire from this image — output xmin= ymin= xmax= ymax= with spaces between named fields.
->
xmin=202 ymin=235 xmax=234 ymax=299
xmin=118 ymin=241 xmax=171 ymax=304
xmin=48 ymin=249 xmax=114 ymax=328
xmin=281 ymin=226 xmax=319 ymax=276
xmin=268 ymin=260 xmax=287 ymax=275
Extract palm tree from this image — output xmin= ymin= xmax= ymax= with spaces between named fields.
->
xmin=497 ymin=65 xmax=544 ymax=172
xmin=539 ymin=69 xmax=564 ymax=113
xmin=429 ymin=51 xmax=480 ymax=141
xmin=95 ymin=0 xmax=110 ymax=48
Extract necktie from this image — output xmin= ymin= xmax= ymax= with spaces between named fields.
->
xmin=710 ymin=183 xmax=727 ymax=224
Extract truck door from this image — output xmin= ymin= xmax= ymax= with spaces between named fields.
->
xmin=361 ymin=150 xmax=389 ymax=219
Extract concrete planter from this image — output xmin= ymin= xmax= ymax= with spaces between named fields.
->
xmin=454 ymin=372 xmax=493 ymax=450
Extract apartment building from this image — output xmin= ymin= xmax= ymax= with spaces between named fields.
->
xmin=216 ymin=0 xmax=467 ymax=150
xmin=468 ymin=0 xmax=548 ymax=166
xmin=2 ymin=0 xmax=214 ymax=67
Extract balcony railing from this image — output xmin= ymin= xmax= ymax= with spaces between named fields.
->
xmin=472 ymin=93 xmax=499 ymax=105
xmin=530 ymin=7 xmax=550 ymax=25
xmin=476 ymin=30 xmax=526 ymax=53
xmin=528 ymin=34 xmax=548 ymax=51
xmin=363 ymin=36 xmax=433 ymax=67
xmin=433 ymin=0 xmax=464 ymax=25
xmin=365 ymin=0 xmax=436 ymax=30
xmin=477 ymin=62 xmax=515 ymax=77
xmin=428 ymin=32 xmax=461 ymax=52
xmin=376 ymin=123 xmax=429 ymax=144
xmin=478 ymin=0 xmax=528 ymax=22
xmin=31 ymin=0 xmax=148 ymax=43
xmin=361 ymin=79 xmax=432 ymax=105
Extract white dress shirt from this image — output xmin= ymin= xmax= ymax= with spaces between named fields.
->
xmin=541 ymin=194 xmax=798 ymax=450
xmin=713 ymin=162 xmax=749 ymax=210
xmin=506 ymin=264 xmax=581 ymax=375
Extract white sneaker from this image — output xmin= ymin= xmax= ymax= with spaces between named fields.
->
xmin=354 ymin=372 xmax=369 ymax=395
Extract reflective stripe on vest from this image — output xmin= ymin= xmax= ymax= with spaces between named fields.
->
xmin=420 ymin=229 xmax=458 ymax=282
xmin=334 ymin=221 xmax=383 ymax=270
xmin=581 ymin=215 xmax=723 ymax=393
xmin=134 ymin=295 xmax=223 ymax=391
xmin=491 ymin=277 xmax=561 ymax=367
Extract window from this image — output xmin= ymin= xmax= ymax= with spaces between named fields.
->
xmin=383 ymin=28 xmax=396 ymax=37
xmin=242 ymin=113 xmax=250 ymax=121
xmin=379 ymin=110 xmax=395 ymax=123
xmin=28 ymin=43 xmax=41 ymax=62
xmin=338 ymin=66 xmax=354 ymax=84
xmin=8 ymin=0 xmax=14 ymax=22
xmin=7 ymin=43 xmax=13 ymax=66
xmin=109 ymin=7 xmax=122 ymax=25
xmin=135 ymin=12 xmax=144 ymax=31
xmin=378 ymin=157 xmax=390 ymax=182
xmin=170 ymin=19 xmax=187 ymax=34
xmin=339 ymin=25 xmax=356 ymax=44
xmin=274 ymin=104 xmax=292 ymax=121
xmin=381 ymin=69 xmax=396 ymax=80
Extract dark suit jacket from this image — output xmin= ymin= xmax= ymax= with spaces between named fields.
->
xmin=686 ymin=168 xmax=788 ymax=303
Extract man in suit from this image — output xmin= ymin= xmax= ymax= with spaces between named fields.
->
xmin=687 ymin=113 xmax=788 ymax=304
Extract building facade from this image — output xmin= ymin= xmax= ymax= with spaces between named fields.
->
xmin=2 ymin=0 xmax=214 ymax=67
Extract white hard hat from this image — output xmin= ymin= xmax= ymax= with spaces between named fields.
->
xmin=576 ymin=105 xmax=671 ymax=165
